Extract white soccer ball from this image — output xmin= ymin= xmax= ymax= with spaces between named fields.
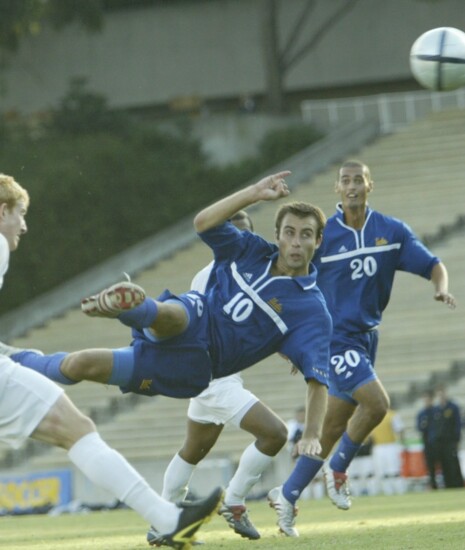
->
xmin=409 ymin=27 xmax=465 ymax=91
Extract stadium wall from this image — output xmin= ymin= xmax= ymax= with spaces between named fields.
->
xmin=3 ymin=0 xmax=465 ymax=114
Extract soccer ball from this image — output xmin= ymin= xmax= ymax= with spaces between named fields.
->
xmin=409 ymin=27 xmax=465 ymax=91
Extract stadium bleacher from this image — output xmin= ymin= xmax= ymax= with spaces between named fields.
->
xmin=1 ymin=107 xmax=464 ymax=480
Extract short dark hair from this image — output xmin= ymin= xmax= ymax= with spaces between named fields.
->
xmin=274 ymin=201 xmax=326 ymax=240
xmin=230 ymin=210 xmax=253 ymax=231
xmin=339 ymin=159 xmax=372 ymax=180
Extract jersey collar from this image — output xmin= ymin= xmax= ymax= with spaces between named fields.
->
xmin=335 ymin=202 xmax=372 ymax=221
xmin=267 ymin=251 xmax=318 ymax=290
xmin=335 ymin=203 xmax=374 ymax=232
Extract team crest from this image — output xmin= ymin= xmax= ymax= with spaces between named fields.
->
xmin=139 ymin=379 xmax=153 ymax=391
xmin=268 ymin=297 xmax=282 ymax=313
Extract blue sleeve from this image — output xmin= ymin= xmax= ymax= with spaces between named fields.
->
xmin=198 ymin=222 xmax=250 ymax=262
xmin=279 ymin=304 xmax=332 ymax=387
xmin=397 ymin=222 xmax=439 ymax=279
xmin=198 ymin=222 xmax=275 ymax=263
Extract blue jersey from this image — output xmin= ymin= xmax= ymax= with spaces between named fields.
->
xmin=313 ymin=205 xmax=439 ymax=335
xmin=312 ymin=205 xmax=439 ymax=401
xmin=417 ymin=406 xmax=437 ymax=444
xmin=125 ymin=222 xmax=332 ymax=398
xmin=200 ymin=222 xmax=332 ymax=384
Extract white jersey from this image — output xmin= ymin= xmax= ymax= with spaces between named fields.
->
xmin=0 ymin=233 xmax=9 ymax=290
xmin=187 ymin=261 xmax=258 ymax=425
xmin=0 ymin=233 xmax=62 ymax=448
xmin=190 ymin=262 xmax=214 ymax=294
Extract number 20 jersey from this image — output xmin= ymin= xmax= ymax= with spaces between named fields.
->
xmin=312 ymin=204 xmax=439 ymax=336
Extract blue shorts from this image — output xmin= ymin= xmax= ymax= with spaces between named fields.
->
xmin=328 ymin=330 xmax=378 ymax=405
xmin=116 ymin=290 xmax=213 ymax=398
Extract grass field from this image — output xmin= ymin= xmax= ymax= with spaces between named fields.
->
xmin=1 ymin=489 xmax=464 ymax=549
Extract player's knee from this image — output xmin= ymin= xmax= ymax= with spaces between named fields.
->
xmin=365 ymin=400 xmax=389 ymax=427
xmin=179 ymin=446 xmax=207 ymax=464
xmin=179 ymin=435 xmax=216 ymax=463
xmin=41 ymin=400 xmax=96 ymax=449
xmin=271 ymin=422 xmax=288 ymax=450
xmin=373 ymin=403 xmax=389 ymax=425
xmin=257 ymin=422 xmax=288 ymax=455
xmin=152 ymin=303 xmax=189 ymax=338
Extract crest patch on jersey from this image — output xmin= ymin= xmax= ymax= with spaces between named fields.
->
xmin=267 ymin=297 xmax=282 ymax=313
xmin=139 ymin=379 xmax=153 ymax=391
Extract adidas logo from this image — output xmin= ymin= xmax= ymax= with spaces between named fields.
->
xmin=338 ymin=451 xmax=346 ymax=460
xmin=338 ymin=245 xmax=348 ymax=253
xmin=291 ymin=490 xmax=300 ymax=496
xmin=243 ymin=272 xmax=253 ymax=282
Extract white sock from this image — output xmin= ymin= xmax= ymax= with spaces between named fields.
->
xmin=225 ymin=443 xmax=273 ymax=505
xmin=68 ymin=432 xmax=180 ymax=534
xmin=162 ymin=453 xmax=196 ymax=502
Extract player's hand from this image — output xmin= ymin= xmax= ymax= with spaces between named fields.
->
xmin=434 ymin=291 xmax=456 ymax=309
xmin=254 ymin=171 xmax=291 ymax=201
xmin=297 ymin=437 xmax=322 ymax=457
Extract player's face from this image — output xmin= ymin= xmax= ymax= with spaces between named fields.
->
xmin=275 ymin=213 xmax=321 ymax=276
xmin=0 ymin=201 xmax=28 ymax=251
xmin=335 ymin=166 xmax=373 ymax=209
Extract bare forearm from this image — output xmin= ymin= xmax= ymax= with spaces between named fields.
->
xmin=303 ymin=379 xmax=328 ymax=440
xmin=295 ymin=379 xmax=328 ymax=457
xmin=431 ymin=262 xmax=448 ymax=293
xmin=193 ymin=171 xmax=291 ymax=233
xmin=431 ymin=262 xmax=456 ymax=308
xmin=193 ymin=186 xmax=259 ymax=233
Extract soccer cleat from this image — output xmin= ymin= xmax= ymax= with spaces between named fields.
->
xmin=81 ymin=281 xmax=146 ymax=318
xmin=147 ymin=486 xmax=223 ymax=548
xmin=218 ymin=503 xmax=261 ymax=540
xmin=267 ymin=486 xmax=299 ymax=537
xmin=146 ymin=527 xmax=204 ymax=546
xmin=0 ymin=341 xmax=44 ymax=357
xmin=323 ymin=461 xmax=351 ymax=510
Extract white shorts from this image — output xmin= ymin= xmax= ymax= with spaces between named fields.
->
xmin=187 ymin=373 xmax=258 ymax=427
xmin=0 ymin=357 xmax=63 ymax=449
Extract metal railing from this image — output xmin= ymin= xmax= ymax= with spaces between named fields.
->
xmin=301 ymin=87 xmax=465 ymax=134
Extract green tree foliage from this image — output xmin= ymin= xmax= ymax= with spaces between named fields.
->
xmin=0 ymin=0 xmax=103 ymax=53
xmin=0 ymin=0 xmax=224 ymax=54
xmin=0 ymin=81 xmax=322 ymax=313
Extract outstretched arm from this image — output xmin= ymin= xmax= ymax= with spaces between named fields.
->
xmin=431 ymin=262 xmax=456 ymax=309
xmin=193 ymin=171 xmax=291 ymax=233
xmin=297 ymin=379 xmax=328 ymax=457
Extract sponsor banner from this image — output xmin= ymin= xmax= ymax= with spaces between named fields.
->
xmin=0 ymin=469 xmax=72 ymax=513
